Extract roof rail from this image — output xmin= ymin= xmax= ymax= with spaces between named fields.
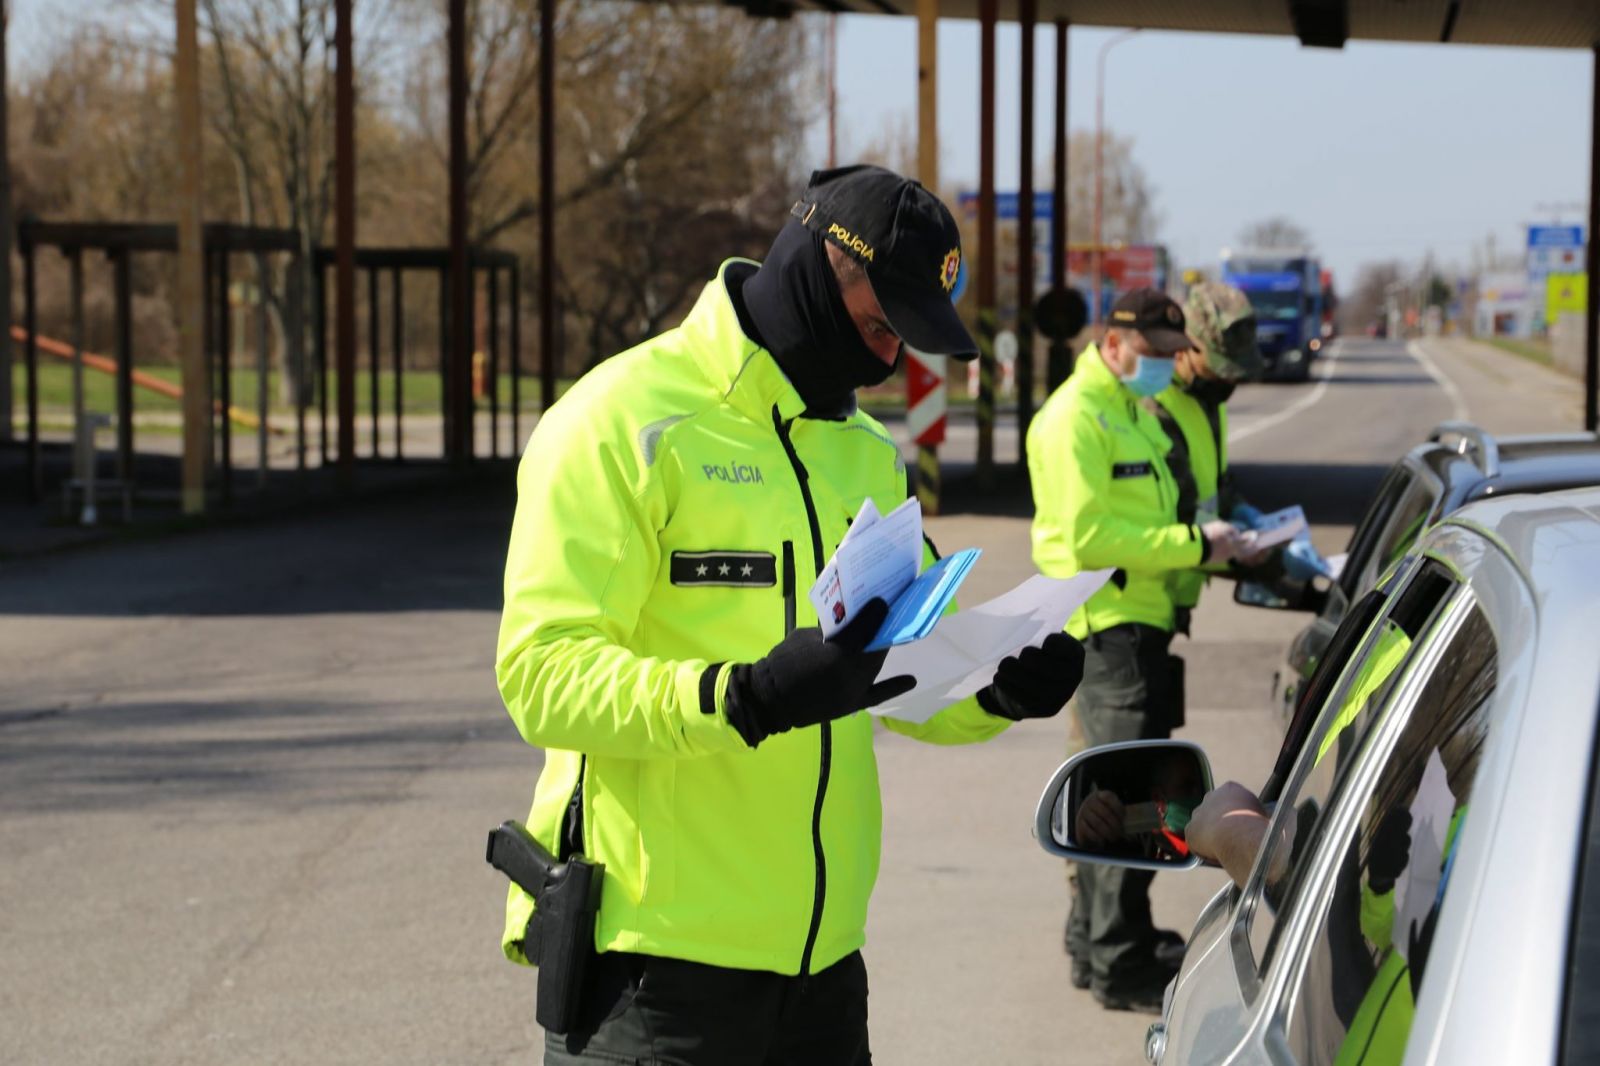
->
xmin=1429 ymin=422 xmax=1501 ymax=479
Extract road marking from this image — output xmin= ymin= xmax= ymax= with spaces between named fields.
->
xmin=1407 ymin=339 xmax=1470 ymax=422
xmin=1229 ymin=342 xmax=1342 ymax=444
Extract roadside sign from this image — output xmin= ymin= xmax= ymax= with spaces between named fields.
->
xmin=906 ymin=350 xmax=947 ymax=447
xmin=1547 ymin=272 xmax=1588 ymax=322
xmin=1527 ymin=225 xmax=1586 ymax=280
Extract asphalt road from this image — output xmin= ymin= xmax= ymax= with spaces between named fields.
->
xmin=0 ymin=336 xmax=1582 ymax=1065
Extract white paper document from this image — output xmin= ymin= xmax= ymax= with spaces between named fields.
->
xmin=868 ymin=568 xmax=1115 ymax=724
xmin=810 ymin=498 xmax=924 ymax=637
xmin=1392 ymin=749 xmax=1453 ymax=961
xmin=1240 ymin=505 xmax=1308 ymax=551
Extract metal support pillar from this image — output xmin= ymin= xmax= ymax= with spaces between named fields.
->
xmin=1048 ymin=19 xmax=1071 ymax=393
xmin=254 ymin=252 xmax=269 ymax=487
xmin=1017 ymin=0 xmax=1037 ymax=459
xmin=0 ymin=3 xmax=12 ymax=444
xmin=488 ymin=266 xmax=501 ymax=459
xmin=113 ymin=249 xmax=134 ymax=488
xmin=539 ymin=0 xmax=558 ymax=413
xmin=448 ymin=0 xmax=472 ymax=462
xmin=368 ymin=266 xmax=380 ymax=458
xmin=914 ymin=0 xmax=942 ymax=515
xmin=334 ymin=0 xmax=356 ymax=481
xmin=392 ymin=269 xmax=404 ymax=461
xmin=175 ymin=0 xmax=207 ymax=514
xmin=23 ymin=232 xmax=38 ymax=499
xmin=217 ymin=240 xmax=233 ymax=505
xmin=1586 ymin=44 xmax=1599 ymax=432
xmin=510 ymin=262 xmax=522 ymax=452
xmin=976 ymin=0 xmax=997 ymax=491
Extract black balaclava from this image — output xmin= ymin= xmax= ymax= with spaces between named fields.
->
xmin=1183 ymin=375 xmax=1237 ymax=406
xmin=736 ymin=221 xmax=899 ymax=418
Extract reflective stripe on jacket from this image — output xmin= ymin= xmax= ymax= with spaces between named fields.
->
xmin=496 ymin=260 xmax=1007 ymax=977
xmin=1026 ymin=344 xmax=1204 ymax=636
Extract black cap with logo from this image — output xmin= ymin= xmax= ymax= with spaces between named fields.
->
xmin=1108 ymin=288 xmax=1195 ymax=354
xmin=790 ymin=165 xmax=977 ymax=360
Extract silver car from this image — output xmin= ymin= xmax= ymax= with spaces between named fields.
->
xmin=1037 ymin=485 xmax=1600 ymax=1064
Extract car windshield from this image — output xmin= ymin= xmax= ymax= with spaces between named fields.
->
xmin=1246 ymin=290 xmax=1303 ymax=320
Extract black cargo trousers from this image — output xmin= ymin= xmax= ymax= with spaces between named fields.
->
xmin=544 ymin=949 xmax=871 ymax=1066
xmin=1064 ymin=622 xmax=1184 ymax=988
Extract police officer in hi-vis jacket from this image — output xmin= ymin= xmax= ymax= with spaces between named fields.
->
xmin=1027 ymin=288 xmax=1245 ymax=1013
xmin=496 ymin=165 xmax=1087 ymax=1065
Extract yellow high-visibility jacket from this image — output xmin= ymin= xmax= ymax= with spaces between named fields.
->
xmin=1027 ymin=344 xmax=1205 ymax=636
xmin=496 ymin=260 xmax=1008 ymax=978
xmin=1153 ymin=384 xmax=1233 ymax=610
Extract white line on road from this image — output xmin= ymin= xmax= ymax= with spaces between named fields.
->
xmin=1228 ymin=342 xmax=1342 ymax=444
xmin=1407 ymin=339 xmax=1470 ymax=422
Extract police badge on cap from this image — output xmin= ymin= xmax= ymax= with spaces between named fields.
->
xmin=790 ymin=165 xmax=978 ymax=361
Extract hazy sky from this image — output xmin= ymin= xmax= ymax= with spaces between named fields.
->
xmin=12 ymin=2 xmax=1593 ymax=286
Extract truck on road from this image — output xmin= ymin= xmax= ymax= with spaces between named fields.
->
xmin=1221 ymin=248 xmax=1325 ymax=381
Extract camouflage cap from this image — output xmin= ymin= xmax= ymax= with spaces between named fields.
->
xmin=1184 ymin=282 xmax=1264 ymax=382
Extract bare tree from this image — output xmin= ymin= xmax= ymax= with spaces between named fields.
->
xmin=403 ymin=1 xmax=818 ymax=369
xmin=1237 ymin=216 xmax=1313 ymax=250
xmin=1341 ymin=260 xmax=1403 ymax=333
xmin=1052 ymin=130 xmax=1161 ymax=246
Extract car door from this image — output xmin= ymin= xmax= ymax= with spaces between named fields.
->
xmin=1158 ymin=557 xmax=1478 ymax=1062
xmin=1159 ymin=561 xmax=1453 ymax=1064
xmin=1203 ymin=560 xmax=1498 ymax=1066
xmin=1278 ymin=465 xmax=1440 ymax=716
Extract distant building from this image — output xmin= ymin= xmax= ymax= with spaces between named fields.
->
xmin=1475 ymin=271 xmax=1534 ymax=338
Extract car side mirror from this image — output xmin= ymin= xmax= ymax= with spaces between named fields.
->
xmin=1235 ymin=578 xmax=1325 ymax=613
xmin=1033 ymin=740 xmax=1214 ymax=872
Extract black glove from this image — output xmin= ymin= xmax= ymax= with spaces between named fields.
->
xmin=1366 ymin=809 xmax=1412 ymax=894
xmin=723 ymin=598 xmax=915 ymax=749
xmin=976 ymin=632 xmax=1086 ymax=721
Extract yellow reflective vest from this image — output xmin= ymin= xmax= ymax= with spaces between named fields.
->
xmin=1153 ymin=384 xmax=1232 ymax=610
xmin=1026 ymin=344 xmax=1205 ymax=636
xmin=496 ymin=260 xmax=1008 ymax=977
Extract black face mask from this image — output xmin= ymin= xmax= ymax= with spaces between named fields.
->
xmin=1183 ymin=375 xmax=1237 ymax=406
xmin=736 ymin=222 xmax=899 ymax=418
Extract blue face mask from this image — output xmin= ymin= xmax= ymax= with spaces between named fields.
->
xmin=1120 ymin=354 xmax=1175 ymax=397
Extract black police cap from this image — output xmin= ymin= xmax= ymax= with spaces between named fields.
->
xmin=1107 ymin=287 xmax=1195 ymax=354
xmin=791 ymin=165 xmax=977 ymax=360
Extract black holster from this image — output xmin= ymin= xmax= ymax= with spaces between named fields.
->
xmin=1166 ymin=653 xmax=1186 ymax=731
xmin=485 ymin=820 xmax=604 ymax=1034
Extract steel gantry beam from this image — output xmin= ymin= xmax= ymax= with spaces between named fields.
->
xmin=976 ymin=0 xmax=997 ymax=490
xmin=1016 ymin=0 xmax=1037 ymax=457
xmin=1587 ymin=44 xmax=1599 ymax=433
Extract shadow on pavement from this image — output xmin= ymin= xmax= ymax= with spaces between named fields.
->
xmin=0 ymin=696 xmax=523 ymax=814
xmin=0 ymin=477 xmax=517 ymax=617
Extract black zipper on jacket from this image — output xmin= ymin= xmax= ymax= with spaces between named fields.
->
xmin=773 ymin=406 xmax=829 ymax=978
xmin=782 ymin=541 xmax=797 ymax=635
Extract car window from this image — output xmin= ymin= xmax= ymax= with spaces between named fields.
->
xmin=1245 ymin=563 xmax=1458 ymax=971
xmin=1339 ymin=467 xmax=1410 ymax=596
xmin=1283 ymin=603 xmax=1496 ymax=1066
xmin=1342 ymin=466 xmax=1442 ymax=600
xmin=1561 ymin=687 xmax=1600 ymax=1065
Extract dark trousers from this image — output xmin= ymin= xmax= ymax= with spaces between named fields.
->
xmin=545 ymin=950 xmax=871 ymax=1066
xmin=1065 ymin=624 xmax=1180 ymax=987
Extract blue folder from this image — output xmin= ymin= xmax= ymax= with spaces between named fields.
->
xmin=864 ymin=548 xmax=982 ymax=652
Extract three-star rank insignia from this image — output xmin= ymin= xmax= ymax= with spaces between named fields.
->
xmin=670 ymin=550 xmax=777 ymax=588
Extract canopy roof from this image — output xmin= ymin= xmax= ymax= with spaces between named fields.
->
xmin=711 ymin=0 xmax=1600 ymax=50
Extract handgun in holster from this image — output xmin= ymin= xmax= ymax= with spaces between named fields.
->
xmin=485 ymin=819 xmax=604 ymax=1035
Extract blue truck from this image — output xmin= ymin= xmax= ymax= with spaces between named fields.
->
xmin=1220 ymin=249 xmax=1326 ymax=382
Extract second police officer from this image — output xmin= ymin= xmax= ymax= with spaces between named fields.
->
xmin=1026 ymin=288 xmax=1244 ymax=1012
